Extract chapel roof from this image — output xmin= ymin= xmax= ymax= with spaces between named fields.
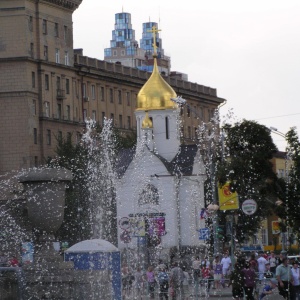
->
xmin=115 ymin=144 xmax=199 ymax=178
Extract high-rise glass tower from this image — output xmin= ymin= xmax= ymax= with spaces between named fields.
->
xmin=104 ymin=12 xmax=170 ymax=75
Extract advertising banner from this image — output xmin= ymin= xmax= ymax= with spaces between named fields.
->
xmin=218 ymin=181 xmax=239 ymax=210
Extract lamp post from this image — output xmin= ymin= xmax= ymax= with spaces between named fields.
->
xmin=270 ymin=127 xmax=290 ymax=253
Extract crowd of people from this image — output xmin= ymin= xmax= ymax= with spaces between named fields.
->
xmin=121 ymin=250 xmax=300 ymax=299
xmin=227 ymin=250 xmax=300 ymax=300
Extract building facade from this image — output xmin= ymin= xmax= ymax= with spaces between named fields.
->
xmin=0 ymin=0 xmax=225 ymax=175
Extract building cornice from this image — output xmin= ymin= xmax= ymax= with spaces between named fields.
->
xmin=42 ymin=0 xmax=82 ymax=11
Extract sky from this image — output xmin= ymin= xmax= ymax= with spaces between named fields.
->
xmin=73 ymin=0 xmax=300 ymax=151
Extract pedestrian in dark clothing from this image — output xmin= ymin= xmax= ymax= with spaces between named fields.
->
xmin=157 ymin=267 xmax=169 ymax=300
xmin=242 ymin=261 xmax=256 ymax=300
xmin=228 ymin=263 xmax=245 ymax=300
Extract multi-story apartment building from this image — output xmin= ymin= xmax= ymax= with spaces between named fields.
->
xmin=0 ymin=0 xmax=225 ymax=175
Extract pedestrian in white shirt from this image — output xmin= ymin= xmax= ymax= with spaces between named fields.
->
xmin=257 ymin=252 xmax=267 ymax=281
xmin=221 ymin=252 xmax=232 ymax=277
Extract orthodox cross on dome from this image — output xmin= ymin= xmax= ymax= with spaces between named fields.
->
xmin=148 ymin=25 xmax=161 ymax=56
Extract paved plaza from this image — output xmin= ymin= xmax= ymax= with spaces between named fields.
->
xmin=122 ymin=280 xmax=286 ymax=299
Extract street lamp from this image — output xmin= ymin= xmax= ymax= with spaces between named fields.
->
xmin=270 ymin=127 xmax=290 ymax=253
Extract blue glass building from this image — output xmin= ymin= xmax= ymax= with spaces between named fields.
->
xmin=104 ymin=12 xmax=171 ymax=75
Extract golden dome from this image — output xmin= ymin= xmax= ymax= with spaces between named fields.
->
xmin=136 ymin=58 xmax=177 ymax=110
xmin=142 ymin=111 xmax=153 ymax=129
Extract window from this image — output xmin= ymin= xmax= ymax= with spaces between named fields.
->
xmin=100 ymin=87 xmax=105 ymax=101
xmin=67 ymin=132 xmax=71 ymax=142
xmin=66 ymin=79 xmax=70 ymax=94
xmin=194 ymin=106 xmax=197 ymax=118
xmin=64 ymin=51 xmax=69 ymax=66
xmin=56 ymin=76 xmax=61 ymax=90
xmin=92 ymin=110 xmax=96 ymax=121
xmin=29 ymin=16 xmax=33 ymax=31
xmin=32 ymin=100 xmax=36 ymax=115
xmin=188 ymin=126 xmax=191 ymax=139
xmin=110 ymin=113 xmax=114 ymax=123
xmin=277 ymin=169 xmax=285 ymax=178
xmin=165 ymin=117 xmax=169 ymax=139
xmin=109 ymin=88 xmax=113 ymax=103
xmin=58 ymin=131 xmax=62 ymax=142
xmin=44 ymin=101 xmax=50 ymax=117
xmin=57 ymin=103 xmax=62 ymax=119
xmin=82 ymin=83 xmax=86 ymax=97
xmin=46 ymin=129 xmax=51 ymax=145
xmin=30 ymin=43 xmax=34 ymax=58
xmin=127 ymin=116 xmax=131 ymax=129
xmin=119 ymin=114 xmax=123 ymax=128
xmin=32 ymin=72 xmax=35 ymax=88
xmin=42 ymin=19 xmax=47 ymax=34
xmin=33 ymin=128 xmax=37 ymax=144
xmin=118 ymin=90 xmax=122 ymax=104
xmin=113 ymin=50 xmax=117 ymax=56
xmin=64 ymin=26 xmax=68 ymax=41
xmin=44 ymin=45 xmax=48 ymax=61
xmin=45 ymin=74 xmax=49 ymax=90
xmin=54 ymin=23 xmax=59 ymax=37
xmin=83 ymin=109 xmax=87 ymax=121
xmin=34 ymin=156 xmax=38 ymax=167
xmin=91 ymin=85 xmax=95 ymax=99
xmin=261 ymin=228 xmax=268 ymax=245
xmin=199 ymin=107 xmax=204 ymax=119
xmin=55 ymin=48 xmax=60 ymax=63
xmin=101 ymin=112 xmax=105 ymax=126
xmin=126 ymin=92 xmax=130 ymax=106
xmin=187 ymin=107 xmax=190 ymax=117
xmin=66 ymin=105 xmax=70 ymax=120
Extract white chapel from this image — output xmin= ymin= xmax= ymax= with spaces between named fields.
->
xmin=116 ymin=27 xmax=207 ymax=263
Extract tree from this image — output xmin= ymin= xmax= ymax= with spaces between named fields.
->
xmin=218 ymin=120 xmax=281 ymax=243
xmin=275 ymin=127 xmax=300 ymax=242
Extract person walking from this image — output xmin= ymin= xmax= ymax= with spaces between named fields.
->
xmin=242 ymin=261 xmax=256 ymax=300
xmin=169 ymin=262 xmax=184 ymax=300
xmin=228 ymin=263 xmax=244 ymax=300
xmin=133 ymin=266 xmax=145 ymax=299
xmin=213 ymin=255 xmax=223 ymax=291
xmin=276 ymin=257 xmax=293 ymax=300
xmin=157 ymin=267 xmax=169 ymax=300
xmin=182 ymin=266 xmax=190 ymax=300
xmin=221 ymin=252 xmax=232 ymax=278
xmin=257 ymin=252 xmax=267 ymax=282
xmin=291 ymin=261 xmax=300 ymax=300
xmin=146 ymin=266 xmax=156 ymax=299
xmin=192 ymin=256 xmax=201 ymax=299
xmin=269 ymin=251 xmax=277 ymax=276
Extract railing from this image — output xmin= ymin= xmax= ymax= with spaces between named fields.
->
xmin=56 ymin=89 xmax=65 ymax=100
xmin=121 ymin=273 xmax=280 ymax=299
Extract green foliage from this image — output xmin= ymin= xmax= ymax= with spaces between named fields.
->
xmin=283 ymin=127 xmax=300 ymax=234
xmin=218 ymin=120 xmax=280 ymax=243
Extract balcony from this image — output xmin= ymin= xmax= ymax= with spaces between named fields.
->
xmin=56 ymin=89 xmax=66 ymax=100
